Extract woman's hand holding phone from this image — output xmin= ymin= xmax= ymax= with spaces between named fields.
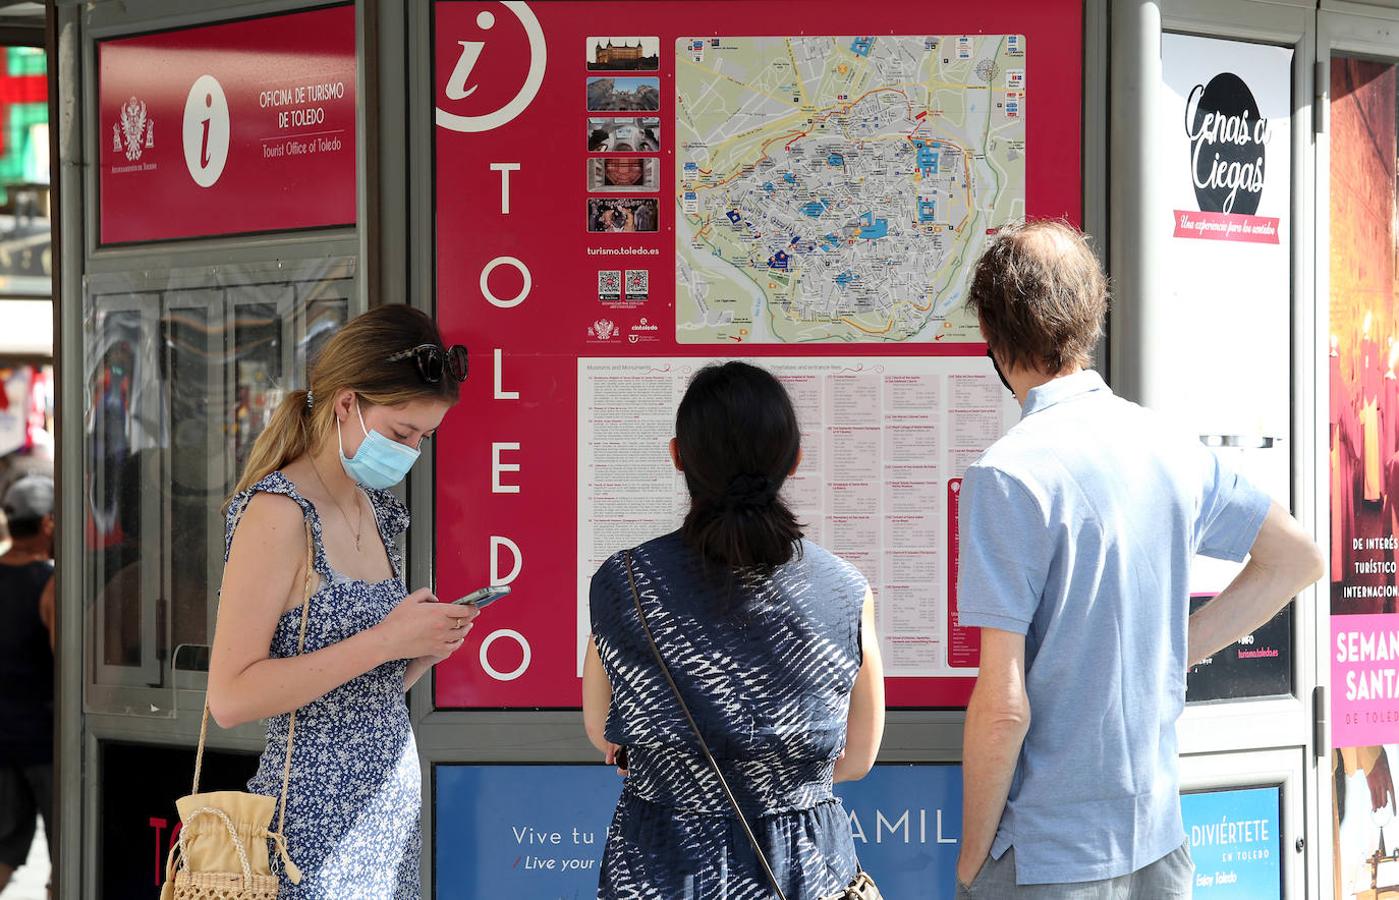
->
xmin=372 ymin=587 xmax=478 ymax=662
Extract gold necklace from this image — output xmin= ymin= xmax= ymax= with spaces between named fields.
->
xmin=309 ymin=456 xmax=364 ymax=552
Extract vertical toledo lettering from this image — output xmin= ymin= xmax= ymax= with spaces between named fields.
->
xmin=483 ymin=158 xmax=529 ymax=680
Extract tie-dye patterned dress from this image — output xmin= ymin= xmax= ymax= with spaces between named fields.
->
xmin=590 ymin=532 xmax=867 ymax=900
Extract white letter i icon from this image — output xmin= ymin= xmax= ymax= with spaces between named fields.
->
xmin=445 ymin=10 xmax=497 ymax=100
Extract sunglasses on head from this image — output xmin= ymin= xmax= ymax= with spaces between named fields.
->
xmin=386 ymin=343 xmax=469 ymax=383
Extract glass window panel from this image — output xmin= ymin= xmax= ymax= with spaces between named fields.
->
xmin=164 ymin=299 xmax=222 ymax=657
xmin=231 ymin=297 xmax=286 ymax=477
xmin=81 ymin=264 xmax=356 ymax=713
xmin=296 ymin=278 xmax=351 ymax=374
xmin=84 ymin=303 xmax=159 ymax=675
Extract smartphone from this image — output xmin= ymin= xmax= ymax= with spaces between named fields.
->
xmin=451 ymin=585 xmax=512 ymax=609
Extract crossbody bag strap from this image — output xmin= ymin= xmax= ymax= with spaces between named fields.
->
xmin=192 ymin=518 xmax=316 ymax=821
xmin=274 ymin=519 xmax=316 ymax=836
xmin=621 ymin=551 xmax=789 ymax=900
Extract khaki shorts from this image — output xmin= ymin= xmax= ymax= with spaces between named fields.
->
xmin=956 ymin=843 xmax=1194 ymax=899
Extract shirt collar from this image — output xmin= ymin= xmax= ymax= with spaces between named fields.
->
xmin=1021 ymin=369 xmax=1110 ymax=418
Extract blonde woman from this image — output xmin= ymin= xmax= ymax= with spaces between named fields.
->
xmin=208 ymin=306 xmax=473 ymax=897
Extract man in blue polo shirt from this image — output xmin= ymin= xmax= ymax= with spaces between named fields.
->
xmin=953 ymin=221 xmax=1323 ymax=898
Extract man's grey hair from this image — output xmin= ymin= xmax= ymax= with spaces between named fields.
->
xmin=965 ymin=220 xmax=1109 ymax=374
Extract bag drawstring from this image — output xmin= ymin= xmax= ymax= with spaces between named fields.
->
xmin=160 ymin=820 xmax=303 ymax=888
xmin=270 ymin=830 xmax=304 ymax=884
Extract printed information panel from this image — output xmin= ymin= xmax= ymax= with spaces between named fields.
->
xmin=432 ymin=0 xmax=1084 ymax=707
xmin=97 ymin=5 xmax=356 ymax=243
xmin=577 ymin=358 xmax=1018 ymax=678
xmin=435 ymin=763 xmax=963 ymax=899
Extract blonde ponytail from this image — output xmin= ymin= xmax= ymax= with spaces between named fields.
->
xmin=230 ymin=389 xmax=322 ymax=502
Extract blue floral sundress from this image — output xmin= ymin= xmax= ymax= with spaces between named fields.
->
xmin=224 ymin=471 xmax=420 ymax=898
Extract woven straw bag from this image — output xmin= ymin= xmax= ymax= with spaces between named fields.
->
xmin=159 ymin=522 xmax=315 ymax=899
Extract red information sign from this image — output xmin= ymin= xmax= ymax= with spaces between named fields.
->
xmin=97 ymin=5 xmax=356 ymax=244
xmin=433 ymin=0 xmax=1082 ymax=708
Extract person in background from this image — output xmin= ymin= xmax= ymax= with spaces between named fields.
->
xmin=0 ymin=475 xmax=55 ymax=895
xmin=584 ymin=361 xmax=885 ymax=899
xmin=208 ymin=306 xmax=476 ymax=898
xmin=954 ymin=220 xmax=1323 ymax=898
xmin=632 ymin=199 xmax=656 ymax=232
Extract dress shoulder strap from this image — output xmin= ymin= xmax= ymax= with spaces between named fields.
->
xmin=223 ymin=471 xmax=332 ymax=580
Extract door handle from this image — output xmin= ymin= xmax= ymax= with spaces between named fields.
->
xmin=1199 ymin=434 xmax=1281 ymax=449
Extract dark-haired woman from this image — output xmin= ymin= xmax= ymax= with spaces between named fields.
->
xmin=583 ymin=361 xmax=885 ymax=900
xmin=208 ymin=306 xmax=474 ymax=897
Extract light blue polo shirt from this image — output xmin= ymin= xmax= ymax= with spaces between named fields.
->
xmin=956 ymin=370 xmax=1271 ymax=885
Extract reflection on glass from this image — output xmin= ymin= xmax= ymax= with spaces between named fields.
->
xmin=233 ymin=302 xmax=283 ymax=476
xmin=82 ymin=276 xmax=351 ymax=703
xmin=304 ymin=298 xmax=348 ymax=375
xmin=86 ymin=307 xmax=148 ymax=668
xmin=296 ymin=279 xmax=351 ymax=376
xmin=165 ymin=305 xmax=219 ymax=654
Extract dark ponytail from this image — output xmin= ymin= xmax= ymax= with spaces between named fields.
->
xmin=676 ymin=362 xmax=803 ymax=568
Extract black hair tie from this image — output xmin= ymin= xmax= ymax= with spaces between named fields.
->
xmin=724 ymin=473 xmax=777 ymax=510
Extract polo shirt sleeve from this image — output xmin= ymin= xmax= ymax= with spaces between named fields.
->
xmin=1194 ymin=446 xmax=1273 ymax=562
xmin=955 ymin=464 xmax=1051 ymax=635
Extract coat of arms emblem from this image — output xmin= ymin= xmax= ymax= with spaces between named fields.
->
xmin=112 ymin=97 xmax=154 ymax=162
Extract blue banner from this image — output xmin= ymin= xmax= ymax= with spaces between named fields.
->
xmin=436 ymin=765 xmax=619 ymax=899
xmin=838 ymin=764 xmax=963 ymax=898
xmin=434 ymin=763 xmax=963 ymax=898
xmin=1181 ymin=786 xmax=1283 ymax=899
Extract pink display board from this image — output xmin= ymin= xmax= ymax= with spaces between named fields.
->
xmin=97 ymin=5 xmax=356 ymax=244
xmin=1333 ymin=615 xmax=1399 ymax=747
xmin=433 ymin=0 xmax=1083 ymax=708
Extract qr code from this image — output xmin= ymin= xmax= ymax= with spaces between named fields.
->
xmin=624 ymin=269 xmax=649 ymax=300
xmin=597 ymin=270 xmax=622 ymax=301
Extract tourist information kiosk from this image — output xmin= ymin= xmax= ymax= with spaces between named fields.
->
xmin=50 ymin=0 xmax=1341 ymax=896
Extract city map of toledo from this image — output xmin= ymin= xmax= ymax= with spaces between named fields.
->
xmin=676 ymin=35 xmax=1026 ymax=343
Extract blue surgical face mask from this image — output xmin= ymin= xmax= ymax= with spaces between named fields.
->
xmin=338 ymin=399 xmax=420 ymax=490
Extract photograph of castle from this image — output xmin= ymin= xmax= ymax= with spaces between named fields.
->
xmin=587 ymin=37 xmax=660 ymax=71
